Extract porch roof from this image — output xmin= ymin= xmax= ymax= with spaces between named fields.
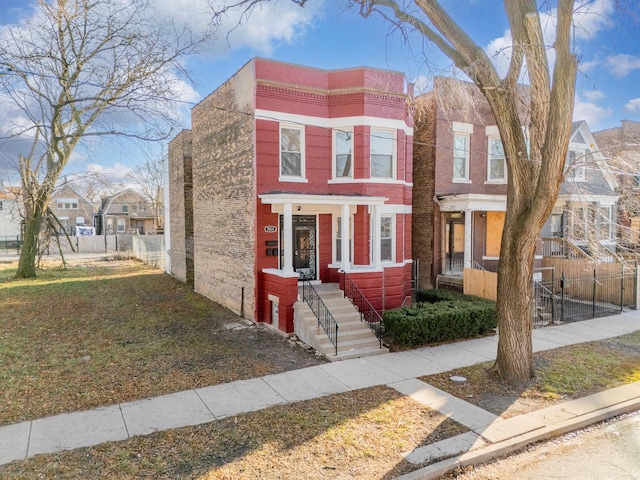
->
xmin=259 ymin=192 xmax=388 ymax=206
xmin=437 ymin=193 xmax=506 ymax=212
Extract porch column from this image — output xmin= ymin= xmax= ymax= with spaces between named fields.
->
xmin=372 ymin=205 xmax=382 ymax=269
xmin=464 ymin=209 xmax=472 ymax=269
xmin=340 ymin=204 xmax=350 ymax=272
xmin=283 ymin=203 xmax=293 ymax=273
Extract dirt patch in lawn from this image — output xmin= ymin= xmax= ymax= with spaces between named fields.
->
xmin=422 ymin=332 xmax=640 ymax=418
xmin=0 ymin=386 xmax=469 ymax=480
xmin=0 ymin=258 xmax=325 ymax=425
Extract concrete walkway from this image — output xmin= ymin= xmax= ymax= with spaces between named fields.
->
xmin=2 ymin=310 xmax=640 ymax=478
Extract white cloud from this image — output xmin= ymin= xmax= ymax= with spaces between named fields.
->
xmin=154 ymin=0 xmax=325 ymax=56
xmin=625 ymin=98 xmax=640 ymax=113
xmin=605 ymin=54 xmax=640 ymax=79
xmin=572 ymin=0 xmax=615 ymax=40
xmin=583 ymin=89 xmax=606 ymax=102
xmin=573 ymin=97 xmax=613 ymax=128
xmin=485 ymin=29 xmax=512 ymax=78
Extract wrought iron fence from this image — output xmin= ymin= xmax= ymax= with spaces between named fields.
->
xmin=444 ymin=257 xmax=464 ymax=275
xmin=0 ymin=235 xmax=21 ymax=255
xmin=301 ymin=279 xmax=338 ymax=355
xmin=342 ymin=272 xmax=384 ymax=347
xmin=533 ymin=264 xmax=636 ymax=327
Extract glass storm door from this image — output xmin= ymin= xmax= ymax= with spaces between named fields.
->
xmin=289 ymin=215 xmax=316 ymax=280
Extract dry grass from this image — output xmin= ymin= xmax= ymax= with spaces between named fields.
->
xmin=0 ymin=258 xmax=325 ymax=425
xmin=0 ymin=386 xmax=468 ymax=479
xmin=423 ymin=332 xmax=640 ymax=418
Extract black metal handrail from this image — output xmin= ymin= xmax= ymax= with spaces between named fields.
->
xmin=301 ymin=279 xmax=338 ymax=355
xmin=342 ymin=272 xmax=384 ymax=347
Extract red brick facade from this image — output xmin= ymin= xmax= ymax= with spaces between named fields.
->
xmin=169 ymin=58 xmax=414 ymax=334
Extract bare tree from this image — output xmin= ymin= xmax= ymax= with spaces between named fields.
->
xmin=365 ymin=0 xmax=579 ymax=387
xmin=0 ymin=0 xmax=205 ymax=278
xmin=128 ymin=155 xmax=165 ymax=232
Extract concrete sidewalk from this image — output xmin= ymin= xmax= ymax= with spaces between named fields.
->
xmin=2 ymin=310 xmax=640 ymax=477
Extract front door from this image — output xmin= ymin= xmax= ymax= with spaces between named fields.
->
xmin=282 ymin=215 xmax=316 ymax=280
xmin=444 ymin=214 xmax=465 ymax=274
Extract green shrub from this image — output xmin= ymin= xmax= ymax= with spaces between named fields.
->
xmin=384 ymin=291 xmax=496 ymax=347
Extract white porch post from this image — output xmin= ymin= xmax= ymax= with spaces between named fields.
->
xmin=341 ymin=204 xmax=350 ymax=272
xmin=464 ymin=210 xmax=472 ymax=269
xmin=372 ymin=205 xmax=382 ymax=269
xmin=283 ymin=203 xmax=294 ymax=273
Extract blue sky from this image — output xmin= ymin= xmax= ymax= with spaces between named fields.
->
xmin=1 ymin=0 xmax=639 ymax=182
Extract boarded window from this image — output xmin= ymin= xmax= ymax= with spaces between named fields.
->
xmin=485 ymin=211 xmax=505 ymax=257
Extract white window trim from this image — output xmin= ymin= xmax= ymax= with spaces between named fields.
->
xmin=333 ymin=127 xmax=353 ymax=179
xmin=598 ymin=205 xmax=612 ymax=240
xmin=486 ymin=135 xmax=507 ymax=184
xmin=370 ymin=127 xmax=396 ymax=180
xmin=379 ymin=214 xmax=395 ymax=263
xmin=568 ymin=148 xmax=586 ymax=182
xmin=333 ymin=215 xmax=353 ymax=263
xmin=452 ymin=132 xmax=470 ymax=183
xmin=279 ymin=124 xmax=307 ymax=183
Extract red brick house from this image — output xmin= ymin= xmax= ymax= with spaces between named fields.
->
xmin=413 ymin=77 xmax=619 ymax=290
xmin=169 ymin=58 xmax=414 ymax=357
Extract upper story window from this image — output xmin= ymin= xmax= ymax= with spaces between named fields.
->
xmin=122 ymin=205 xmax=128 ymax=213
xmin=280 ymin=125 xmax=305 ymax=181
xmin=567 ymin=149 xmax=586 ymax=181
xmin=453 ymin=134 xmax=470 ymax=181
xmin=57 ymin=199 xmax=78 ymax=209
xmin=488 ymin=137 xmax=506 ymax=182
xmin=370 ymin=129 xmax=395 ymax=179
xmin=334 ymin=129 xmax=353 ymax=178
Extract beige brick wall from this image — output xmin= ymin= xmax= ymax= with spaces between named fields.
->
xmin=191 ymin=63 xmax=257 ymax=320
xmin=168 ymin=129 xmax=192 ymax=284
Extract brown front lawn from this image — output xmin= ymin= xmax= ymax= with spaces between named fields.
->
xmin=0 ymin=257 xmax=325 ymax=425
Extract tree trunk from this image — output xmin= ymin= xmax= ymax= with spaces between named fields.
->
xmin=15 ymin=213 xmax=44 ymax=278
xmin=493 ymin=211 xmax=539 ymax=386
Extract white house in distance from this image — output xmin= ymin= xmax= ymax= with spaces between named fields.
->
xmin=0 ymin=185 xmax=22 ymax=239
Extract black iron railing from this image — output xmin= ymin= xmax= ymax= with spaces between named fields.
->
xmin=533 ymin=264 xmax=636 ymax=327
xmin=342 ymin=272 xmax=384 ymax=347
xmin=301 ymin=279 xmax=338 ymax=355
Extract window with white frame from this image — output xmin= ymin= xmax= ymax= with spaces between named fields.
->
xmin=488 ymin=137 xmax=506 ymax=181
xmin=380 ymin=215 xmax=394 ymax=262
xmin=117 ymin=218 xmax=126 ymax=233
xmin=567 ymin=149 xmax=586 ymax=181
xmin=453 ymin=133 xmax=469 ymax=181
xmin=334 ymin=129 xmax=353 ymax=178
xmin=335 ymin=216 xmax=352 ymax=262
xmin=280 ymin=125 xmax=304 ymax=179
xmin=597 ymin=206 xmax=612 ymax=240
xmin=370 ymin=129 xmax=394 ymax=178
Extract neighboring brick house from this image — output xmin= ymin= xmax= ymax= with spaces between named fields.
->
xmin=96 ymin=188 xmax=156 ymax=235
xmin=50 ymin=184 xmax=94 ymax=234
xmin=169 ymin=58 xmax=414 ymax=339
xmin=0 ymin=185 xmax=22 ymax=239
xmin=413 ymin=77 xmax=618 ymax=289
xmin=593 ymin=120 xmax=640 ymax=247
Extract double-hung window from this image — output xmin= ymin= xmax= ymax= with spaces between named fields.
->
xmin=567 ymin=149 xmax=586 ymax=181
xmin=335 ymin=216 xmax=352 ymax=262
xmin=453 ymin=134 xmax=469 ymax=181
xmin=598 ymin=206 xmax=612 ymax=240
xmin=334 ymin=129 xmax=353 ymax=178
xmin=380 ymin=215 xmax=393 ymax=262
xmin=280 ymin=125 xmax=304 ymax=180
xmin=488 ymin=137 xmax=506 ymax=182
xmin=370 ymin=129 xmax=394 ymax=178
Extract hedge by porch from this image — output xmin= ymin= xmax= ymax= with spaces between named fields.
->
xmin=383 ymin=290 xmax=497 ymax=347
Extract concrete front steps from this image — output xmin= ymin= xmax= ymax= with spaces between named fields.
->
xmin=294 ymin=283 xmax=388 ymax=361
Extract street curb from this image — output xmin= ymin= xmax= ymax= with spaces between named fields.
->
xmin=397 ymin=398 xmax=640 ymax=479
